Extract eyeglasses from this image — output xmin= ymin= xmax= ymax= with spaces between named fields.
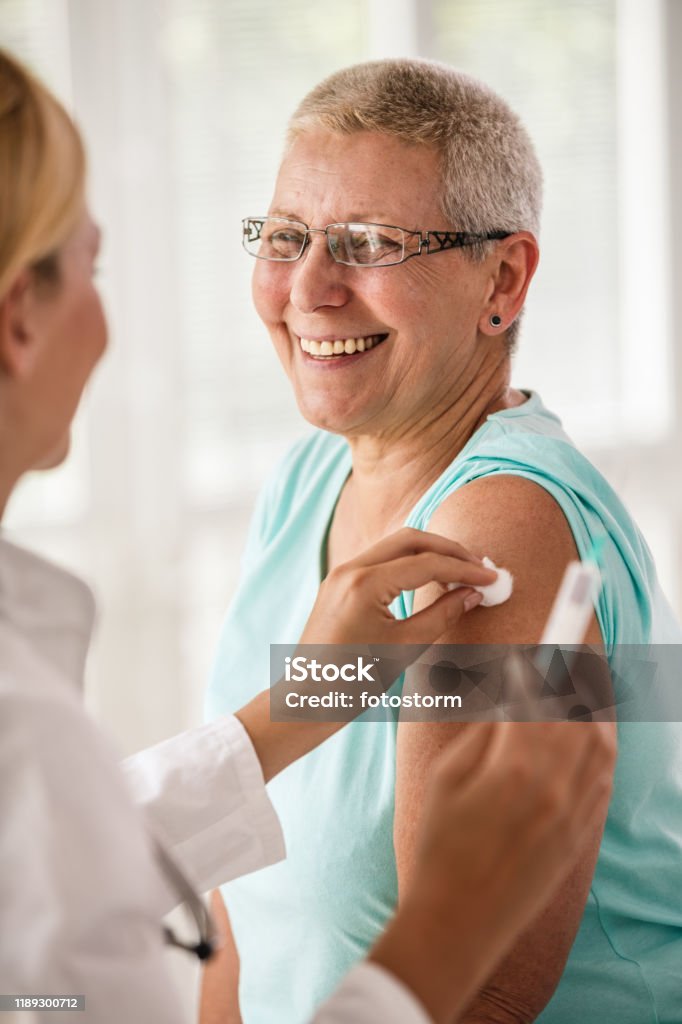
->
xmin=242 ymin=216 xmax=510 ymax=268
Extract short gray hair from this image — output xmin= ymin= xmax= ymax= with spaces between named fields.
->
xmin=287 ymin=58 xmax=543 ymax=350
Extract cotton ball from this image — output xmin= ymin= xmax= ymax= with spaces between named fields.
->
xmin=477 ymin=556 xmax=514 ymax=607
xmin=448 ymin=556 xmax=514 ymax=607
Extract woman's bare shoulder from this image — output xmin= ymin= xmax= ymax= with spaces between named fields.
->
xmin=421 ymin=474 xmax=593 ymax=644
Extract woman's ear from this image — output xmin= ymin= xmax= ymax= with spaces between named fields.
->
xmin=478 ymin=232 xmax=540 ymax=336
xmin=0 ymin=270 xmax=42 ymax=378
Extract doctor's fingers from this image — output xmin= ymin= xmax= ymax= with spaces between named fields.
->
xmin=478 ymin=724 xmax=616 ymax=846
xmin=344 ymin=527 xmax=487 ymax=569
xmin=423 ymin=724 xmax=615 ymax=881
xmin=513 ymin=722 xmax=617 ymax=802
xmin=392 ymin=585 xmax=484 ymax=645
xmin=432 ymin=723 xmax=595 ymax=810
xmin=543 ymin=722 xmax=616 ymax=832
xmin=514 ymin=725 xmax=616 ymax=877
xmin=362 ymin=551 xmax=497 ymax=603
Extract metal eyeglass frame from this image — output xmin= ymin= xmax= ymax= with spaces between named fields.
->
xmin=242 ymin=216 xmax=511 ymax=267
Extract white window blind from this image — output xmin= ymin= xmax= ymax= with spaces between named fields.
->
xmin=431 ymin=0 xmax=671 ymax=445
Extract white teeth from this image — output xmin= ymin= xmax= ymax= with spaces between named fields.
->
xmin=298 ymin=334 xmax=384 ymax=357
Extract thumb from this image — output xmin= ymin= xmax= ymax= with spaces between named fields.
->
xmin=399 ymin=587 xmax=483 ymax=644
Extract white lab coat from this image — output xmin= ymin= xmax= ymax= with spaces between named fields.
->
xmin=0 ymin=538 xmax=429 ymax=1024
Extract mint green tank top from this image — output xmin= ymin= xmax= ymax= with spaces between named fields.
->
xmin=207 ymin=393 xmax=682 ymax=1024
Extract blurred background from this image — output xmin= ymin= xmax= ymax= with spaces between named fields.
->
xmin=2 ymin=0 xmax=681 ymax=760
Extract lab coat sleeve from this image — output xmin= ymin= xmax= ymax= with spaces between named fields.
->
xmin=121 ymin=715 xmax=285 ymax=908
xmin=312 ymin=962 xmax=432 ymax=1024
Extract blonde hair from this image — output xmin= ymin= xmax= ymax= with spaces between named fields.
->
xmin=287 ymin=59 xmax=543 ymax=349
xmin=0 ymin=49 xmax=86 ymax=302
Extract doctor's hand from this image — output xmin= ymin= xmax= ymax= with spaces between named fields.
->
xmin=235 ymin=529 xmax=496 ymax=784
xmin=370 ymin=721 xmax=616 ymax=1024
xmin=299 ymin=527 xmax=497 ymax=645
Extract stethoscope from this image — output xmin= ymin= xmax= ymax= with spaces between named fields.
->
xmin=153 ymin=837 xmax=218 ymax=961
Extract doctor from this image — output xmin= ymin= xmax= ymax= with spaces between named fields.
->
xmin=0 ymin=49 xmax=615 ymax=1024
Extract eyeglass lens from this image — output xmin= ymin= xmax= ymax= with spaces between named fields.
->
xmin=243 ymin=218 xmax=408 ymax=266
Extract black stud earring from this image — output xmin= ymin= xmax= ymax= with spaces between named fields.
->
xmin=490 ymin=314 xmax=503 ymax=328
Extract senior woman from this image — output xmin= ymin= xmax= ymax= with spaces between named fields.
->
xmin=204 ymin=60 xmax=682 ymax=1023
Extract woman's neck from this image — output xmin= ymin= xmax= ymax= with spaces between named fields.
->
xmin=0 ymin=479 xmax=13 ymax=522
xmin=0 ymin=437 xmax=25 ymax=523
xmin=341 ymin=357 xmax=523 ymax=545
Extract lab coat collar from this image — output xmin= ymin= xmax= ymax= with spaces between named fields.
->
xmin=0 ymin=536 xmax=96 ymax=691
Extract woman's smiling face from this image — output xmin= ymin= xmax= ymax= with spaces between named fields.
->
xmin=252 ymin=129 xmax=498 ymax=439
